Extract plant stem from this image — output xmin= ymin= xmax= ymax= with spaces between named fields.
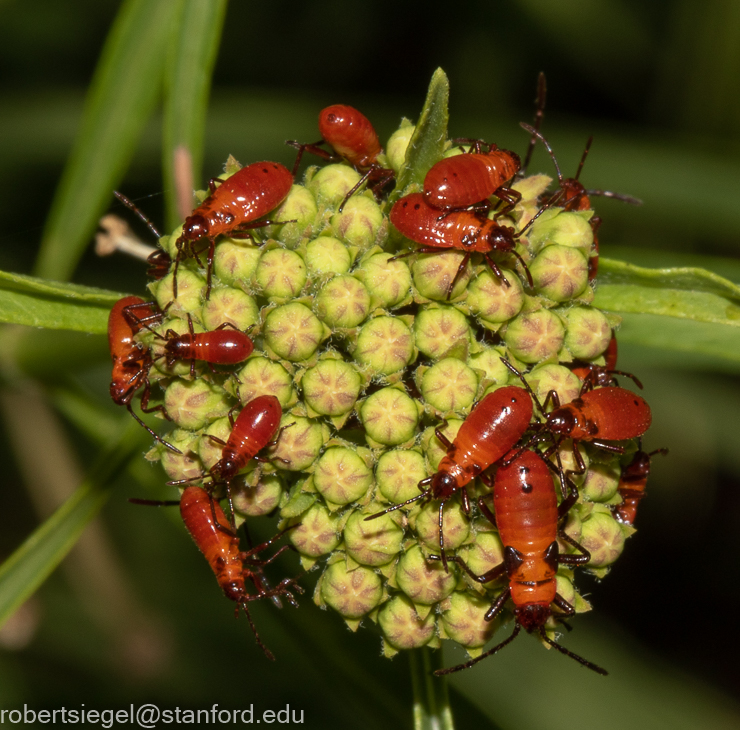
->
xmin=409 ymin=647 xmax=455 ymax=730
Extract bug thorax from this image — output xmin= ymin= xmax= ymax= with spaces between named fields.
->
xmin=210 ymin=457 xmax=238 ymax=484
xmin=546 ymin=407 xmax=577 ymax=435
xmin=514 ymin=602 xmax=551 ymax=631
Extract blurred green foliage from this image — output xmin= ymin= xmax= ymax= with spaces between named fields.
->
xmin=0 ymin=1 xmax=739 ymax=728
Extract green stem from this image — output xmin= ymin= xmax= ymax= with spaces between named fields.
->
xmin=409 ymin=647 xmax=455 ymax=730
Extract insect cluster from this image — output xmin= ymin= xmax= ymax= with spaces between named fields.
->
xmin=108 ymin=79 xmax=664 ymax=674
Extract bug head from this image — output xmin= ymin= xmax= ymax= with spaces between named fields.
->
xmin=430 ymin=470 xmax=460 ymax=501
xmin=182 ymin=213 xmax=210 ymax=241
xmin=547 ymin=407 xmax=576 ymax=436
xmin=222 ymin=579 xmax=245 ymax=603
xmin=515 ymin=602 xmax=551 ymax=632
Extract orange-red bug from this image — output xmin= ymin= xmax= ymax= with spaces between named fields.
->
xmin=288 ymin=104 xmax=394 ymax=210
xmin=173 ymin=161 xmax=293 ymax=299
xmin=133 ymin=312 xmax=254 ymax=378
xmin=108 ymin=296 xmax=179 ymax=452
xmin=366 ymin=386 xmax=534 ymax=569
xmin=423 ymin=143 xmax=522 ymax=214
xmin=503 ymin=359 xmax=652 ymax=477
xmin=520 ymin=123 xmax=641 ymax=280
xmin=179 ymin=486 xmax=301 ymax=658
xmin=434 ymin=449 xmax=606 ymax=676
xmin=168 ymin=395 xmax=285 ymax=521
xmin=389 ymin=192 xmax=542 ymax=298
xmin=612 ymin=445 xmax=668 ymax=525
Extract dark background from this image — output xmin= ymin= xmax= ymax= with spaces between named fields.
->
xmin=0 ymin=1 xmax=739 ymax=728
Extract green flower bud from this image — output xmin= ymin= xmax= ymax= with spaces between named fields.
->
xmin=268 ymin=415 xmax=325 ymax=471
xmin=360 ymin=387 xmax=419 ymax=446
xmin=302 ymin=359 xmax=361 ymax=416
xmin=503 ymin=309 xmax=565 ymax=363
xmin=412 ymin=251 xmax=470 ymax=301
xmin=378 ymin=595 xmax=436 ymax=650
xmin=397 ymin=545 xmax=457 ymax=605
xmin=320 ymin=562 xmax=383 ymax=619
xmin=316 ymin=275 xmax=371 ymax=328
xmin=467 ymin=268 xmax=525 ymax=323
xmin=414 ymin=306 xmax=472 ymax=360
xmin=263 ymin=302 xmax=325 ymax=362
xmin=262 ymin=185 xmax=318 ymax=248
xmin=582 ymin=462 xmax=620 ymax=503
xmin=557 ymin=440 xmax=589 ymax=478
xmin=562 ymin=306 xmax=612 ymax=360
xmin=154 ymin=269 xmax=206 ymax=314
xmin=561 ymin=508 xmax=583 ymax=544
xmin=308 ymin=164 xmax=361 ymax=206
xmin=528 ymin=209 xmax=593 ymax=254
xmin=305 ymin=236 xmax=352 ymax=275
xmin=314 ymin=447 xmax=373 ymax=505
xmin=376 ymin=449 xmax=427 ymax=504
xmin=159 ymin=429 xmax=202 ymax=482
xmin=554 ymin=573 xmax=577 ymax=609
xmin=420 ymin=358 xmax=478 ymax=412
xmin=198 ymin=416 xmax=232 ymax=471
xmin=354 ymin=253 xmax=411 ymax=309
xmin=439 ymin=592 xmax=498 ymax=649
xmin=530 ymin=244 xmax=588 ymax=302
xmin=255 ymin=249 xmax=307 ymax=300
xmin=423 ymin=420 xmax=462 ymax=471
xmin=289 ymin=503 xmax=341 ymax=557
xmin=413 ymin=501 xmax=470 ymax=552
xmin=525 ymin=364 xmax=581 ymax=407
xmin=164 ymin=379 xmax=230 ymax=430
xmin=468 ymin=346 xmax=511 ymax=385
xmin=386 ymin=123 xmax=415 ymax=174
xmin=580 ymin=509 xmax=625 ymax=567
xmin=232 ymin=474 xmax=283 ymax=516
xmin=460 ymin=530 xmax=504 ymax=577
xmin=201 ymin=287 xmax=259 ymax=331
xmin=354 ymin=316 xmax=414 ymax=375
xmin=213 ymin=241 xmax=262 ymax=290
xmin=344 ymin=508 xmax=404 ymax=567
xmin=236 ymin=356 xmax=294 ymax=406
xmin=331 ymin=196 xmax=384 ymax=250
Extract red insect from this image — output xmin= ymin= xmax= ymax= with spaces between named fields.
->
xmin=390 ymin=192 xmax=544 ymax=298
xmin=173 ymin=161 xmax=293 ymax=299
xmin=423 ymin=143 xmax=522 ymax=214
xmin=288 ymin=105 xmax=394 ymax=210
xmin=503 ymin=359 xmax=652 ymax=477
xmin=520 ymin=123 xmax=641 ymax=280
xmin=112 ymin=191 xmax=171 ymax=280
xmin=366 ymin=386 xmax=533 ymax=569
xmin=108 ymin=296 xmax=178 ymax=452
xmin=178 ymin=485 xmax=300 ymax=658
xmin=434 ymin=449 xmax=606 ymax=676
xmin=134 ymin=312 xmax=254 ymax=378
xmin=169 ymin=395 xmax=285 ymax=520
xmin=612 ymin=445 xmax=668 ymax=525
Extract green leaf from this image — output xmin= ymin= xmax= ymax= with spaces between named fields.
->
xmin=594 ymin=258 xmax=740 ymax=370
xmin=391 ymin=68 xmax=450 ymax=205
xmin=163 ymin=0 xmax=228 ymax=230
xmin=0 ymin=270 xmax=124 ymax=333
xmin=34 ymin=0 xmax=184 ymax=282
xmin=0 ymin=422 xmax=149 ymax=628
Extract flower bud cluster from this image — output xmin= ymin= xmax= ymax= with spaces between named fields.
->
xmin=135 ymin=90 xmax=651 ymax=666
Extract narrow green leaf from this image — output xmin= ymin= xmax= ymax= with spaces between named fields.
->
xmin=410 ymin=648 xmax=455 ymax=730
xmin=391 ymin=68 xmax=450 ymax=205
xmin=0 ymin=270 xmax=124 ymax=333
xmin=0 ymin=422 xmax=149 ymax=628
xmin=594 ymin=258 xmax=740 ymax=369
xmin=35 ymin=0 xmax=184 ymax=282
xmin=163 ymin=0 xmax=228 ymax=230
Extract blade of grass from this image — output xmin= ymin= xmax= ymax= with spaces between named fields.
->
xmin=0 ymin=420 xmax=150 ymax=627
xmin=34 ymin=0 xmax=183 ymax=282
xmin=0 ymin=269 xmax=124 ymax=333
xmin=163 ymin=0 xmax=228 ymax=230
